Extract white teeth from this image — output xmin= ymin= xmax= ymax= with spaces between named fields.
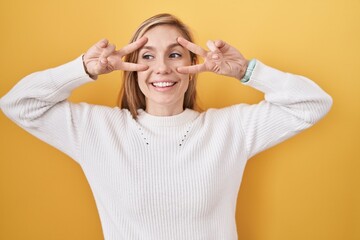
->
xmin=152 ymin=82 xmax=176 ymax=88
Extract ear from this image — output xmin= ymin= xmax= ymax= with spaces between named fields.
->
xmin=191 ymin=54 xmax=197 ymax=65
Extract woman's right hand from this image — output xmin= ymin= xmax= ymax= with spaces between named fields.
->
xmin=83 ymin=37 xmax=149 ymax=79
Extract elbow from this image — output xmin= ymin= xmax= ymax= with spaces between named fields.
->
xmin=323 ymin=93 xmax=333 ymax=116
xmin=306 ymin=92 xmax=333 ymax=125
xmin=0 ymin=95 xmax=39 ymax=128
xmin=0 ymin=95 xmax=20 ymax=125
xmin=0 ymin=95 xmax=12 ymax=117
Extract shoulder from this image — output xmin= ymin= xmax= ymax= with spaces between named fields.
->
xmin=73 ymin=103 xmax=134 ymax=127
xmin=196 ymin=104 xmax=250 ymax=130
xmin=199 ymin=104 xmax=249 ymax=120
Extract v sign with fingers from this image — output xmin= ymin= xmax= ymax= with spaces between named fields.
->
xmin=177 ymin=37 xmax=249 ymax=80
xmin=83 ymin=37 xmax=149 ymax=79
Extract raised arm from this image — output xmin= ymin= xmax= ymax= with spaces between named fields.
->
xmin=238 ymin=61 xmax=333 ymax=159
xmin=177 ymin=37 xmax=333 ymax=159
xmin=0 ymin=38 xmax=148 ymax=163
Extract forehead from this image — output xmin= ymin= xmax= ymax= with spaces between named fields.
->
xmin=142 ymin=25 xmax=185 ymax=44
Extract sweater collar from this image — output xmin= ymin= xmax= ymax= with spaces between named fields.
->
xmin=136 ymin=108 xmax=199 ymax=127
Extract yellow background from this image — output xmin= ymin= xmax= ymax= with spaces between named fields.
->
xmin=0 ymin=0 xmax=359 ymax=239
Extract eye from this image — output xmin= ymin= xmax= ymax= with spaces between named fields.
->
xmin=142 ymin=54 xmax=154 ymax=60
xmin=169 ymin=52 xmax=182 ymax=58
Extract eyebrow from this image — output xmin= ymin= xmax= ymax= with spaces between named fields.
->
xmin=140 ymin=43 xmax=183 ymax=51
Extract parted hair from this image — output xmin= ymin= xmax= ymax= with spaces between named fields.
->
xmin=118 ymin=13 xmax=198 ymax=118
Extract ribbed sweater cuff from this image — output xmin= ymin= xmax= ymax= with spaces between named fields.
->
xmin=242 ymin=60 xmax=288 ymax=94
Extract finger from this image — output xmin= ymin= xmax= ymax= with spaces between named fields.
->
xmin=117 ymin=37 xmax=148 ymax=57
xmin=120 ymin=62 xmax=149 ymax=72
xmin=100 ymin=43 xmax=116 ymax=58
xmin=206 ymin=40 xmax=220 ymax=53
xmin=214 ymin=39 xmax=226 ymax=49
xmin=177 ymin=63 xmax=207 ymax=74
xmin=96 ymin=38 xmax=109 ymax=48
xmin=177 ymin=37 xmax=207 ymax=57
xmin=100 ymin=57 xmax=108 ymax=66
xmin=94 ymin=57 xmax=109 ymax=73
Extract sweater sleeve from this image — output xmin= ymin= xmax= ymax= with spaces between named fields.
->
xmin=0 ymin=56 xmax=95 ymax=164
xmin=238 ymin=60 xmax=333 ymax=160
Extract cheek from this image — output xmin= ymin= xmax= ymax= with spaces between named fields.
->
xmin=179 ymin=73 xmax=190 ymax=84
xmin=137 ymin=71 xmax=150 ymax=93
xmin=176 ymin=57 xmax=192 ymax=67
xmin=137 ymin=67 xmax=152 ymax=83
xmin=137 ymin=71 xmax=146 ymax=82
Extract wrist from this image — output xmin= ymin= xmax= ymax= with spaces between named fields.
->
xmin=238 ymin=60 xmax=249 ymax=80
xmin=82 ymin=55 xmax=98 ymax=80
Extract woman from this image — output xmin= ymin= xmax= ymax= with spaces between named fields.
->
xmin=0 ymin=13 xmax=332 ymax=240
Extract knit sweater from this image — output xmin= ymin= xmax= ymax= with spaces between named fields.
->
xmin=0 ymin=56 xmax=332 ymax=240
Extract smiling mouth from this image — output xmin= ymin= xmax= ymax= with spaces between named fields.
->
xmin=151 ymin=82 xmax=177 ymax=88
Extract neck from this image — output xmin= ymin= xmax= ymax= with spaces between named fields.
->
xmin=145 ymin=102 xmax=184 ymax=116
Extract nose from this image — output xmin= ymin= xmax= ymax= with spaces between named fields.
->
xmin=155 ymin=58 xmax=171 ymax=74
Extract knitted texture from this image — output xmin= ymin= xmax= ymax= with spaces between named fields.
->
xmin=0 ymin=56 xmax=332 ymax=240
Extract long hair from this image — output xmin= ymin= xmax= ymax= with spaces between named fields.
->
xmin=118 ymin=13 xmax=198 ymax=118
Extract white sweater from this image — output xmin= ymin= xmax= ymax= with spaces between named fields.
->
xmin=0 ymin=56 xmax=332 ymax=240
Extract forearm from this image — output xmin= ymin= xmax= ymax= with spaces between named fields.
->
xmin=237 ymin=60 xmax=333 ymax=159
xmin=0 ymin=56 xmax=96 ymax=162
xmin=0 ymin=55 xmax=93 ymax=127
xmin=244 ymin=60 xmax=333 ymax=124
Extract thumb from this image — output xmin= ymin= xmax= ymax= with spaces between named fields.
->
xmin=99 ymin=57 xmax=108 ymax=66
xmin=93 ymin=57 xmax=110 ymax=74
xmin=214 ymin=40 xmax=226 ymax=49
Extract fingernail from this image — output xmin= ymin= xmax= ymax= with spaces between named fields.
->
xmin=212 ymin=54 xmax=219 ymax=60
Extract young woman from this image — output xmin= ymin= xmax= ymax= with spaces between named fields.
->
xmin=0 ymin=13 xmax=332 ymax=240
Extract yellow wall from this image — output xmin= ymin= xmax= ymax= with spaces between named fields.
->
xmin=0 ymin=0 xmax=359 ymax=239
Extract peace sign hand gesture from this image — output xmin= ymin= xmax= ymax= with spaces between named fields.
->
xmin=177 ymin=37 xmax=248 ymax=80
xmin=83 ymin=37 xmax=149 ymax=79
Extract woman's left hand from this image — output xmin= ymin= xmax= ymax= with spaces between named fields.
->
xmin=177 ymin=37 xmax=248 ymax=80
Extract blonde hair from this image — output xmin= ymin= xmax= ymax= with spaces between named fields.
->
xmin=118 ymin=13 xmax=198 ymax=118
